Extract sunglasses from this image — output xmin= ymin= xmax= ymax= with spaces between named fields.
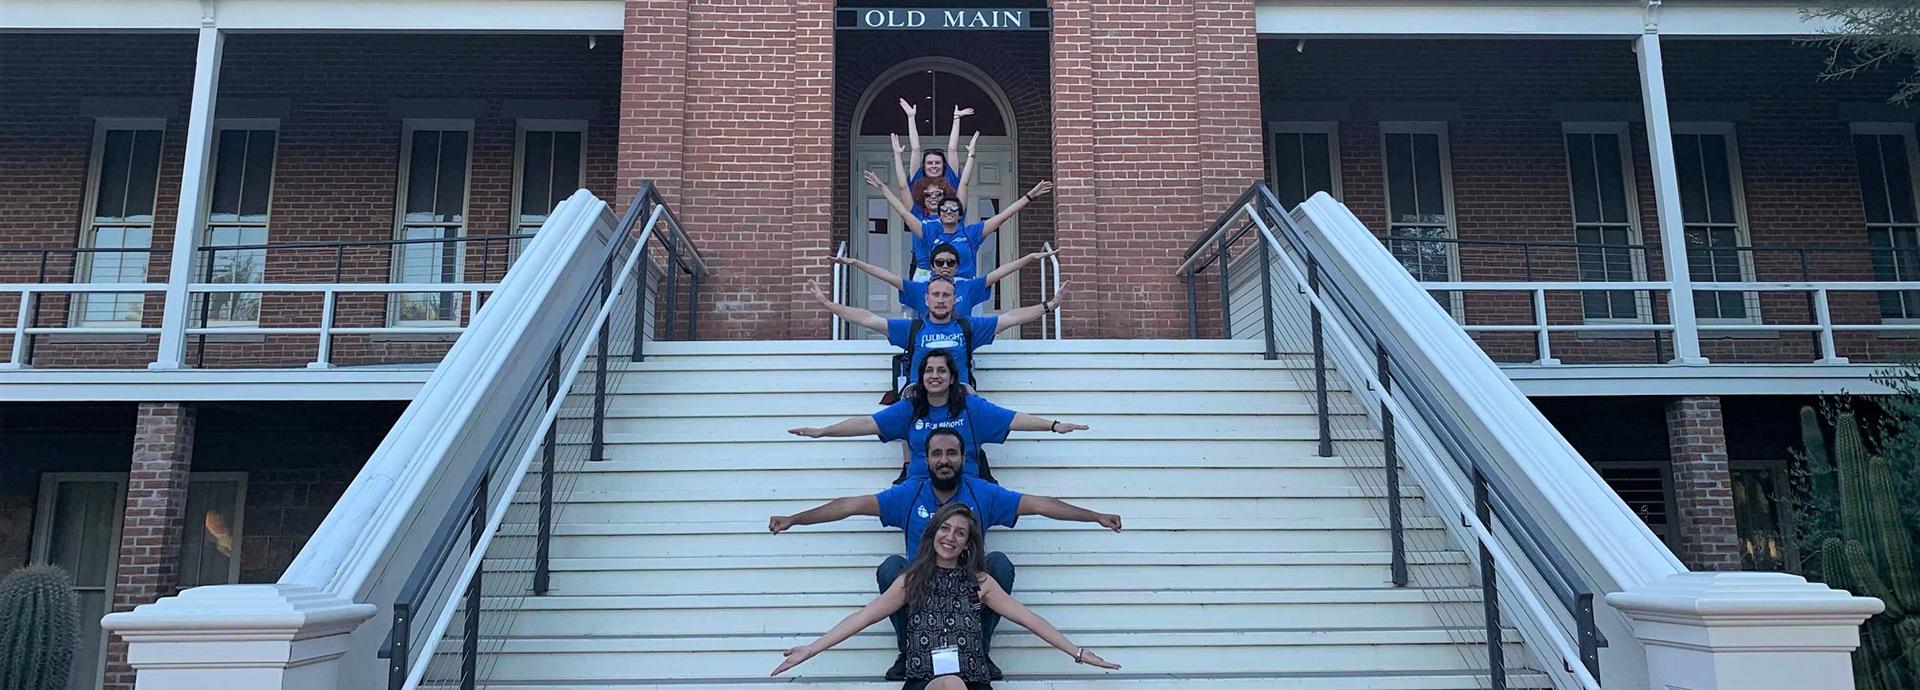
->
xmin=933 ymin=258 xmax=958 ymax=267
xmin=939 ymin=207 xmax=962 ymax=214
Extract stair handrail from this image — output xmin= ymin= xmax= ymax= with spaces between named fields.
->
xmin=1042 ymin=240 xmax=1063 ymax=339
xmin=831 ymin=241 xmax=847 ymax=340
xmin=1184 ymin=182 xmax=1690 ymax=689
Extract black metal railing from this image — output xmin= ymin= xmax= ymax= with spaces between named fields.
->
xmin=375 ymin=182 xmax=706 ymax=690
xmin=1182 ymin=183 xmax=1606 ymax=688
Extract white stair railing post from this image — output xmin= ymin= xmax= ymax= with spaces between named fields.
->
xmin=1608 ymin=572 xmax=1883 ymax=690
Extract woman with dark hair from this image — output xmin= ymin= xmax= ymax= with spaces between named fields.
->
xmin=787 ymin=350 xmax=1087 ymax=481
xmin=770 ymin=503 xmax=1120 ymax=687
xmin=899 ymin=98 xmax=971 ymax=191
xmin=863 ymin=171 xmax=1052 ymax=281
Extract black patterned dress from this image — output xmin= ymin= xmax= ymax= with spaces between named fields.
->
xmin=899 ymin=566 xmax=992 ymax=688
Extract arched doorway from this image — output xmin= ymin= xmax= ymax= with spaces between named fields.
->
xmin=849 ymin=58 xmax=1020 ymax=330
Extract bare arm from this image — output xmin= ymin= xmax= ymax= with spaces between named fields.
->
xmin=985 ymin=248 xmax=1058 ymax=287
xmin=981 ymin=180 xmax=1053 ymax=237
xmin=770 ymin=495 xmax=881 ymax=533
xmin=773 ymin=577 xmax=910 ymax=676
xmin=1018 ymin=494 xmax=1122 ymax=531
xmin=891 ymin=133 xmax=913 ymax=205
xmin=944 ymin=106 xmax=971 ymax=169
xmin=807 ymin=279 xmax=888 ymax=335
xmin=787 ymin=413 xmax=882 ymax=439
xmin=994 ymin=281 xmax=1068 ymax=333
xmin=832 ymin=254 xmax=904 ymax=291
xmin=977 ymin=576 xmax=1120 ymax=669
xmin=863 ymin=170 xmax=923 ymax=236
xmin=902 ymin=98 xmax=922 ymax=174
xmin=956 ymin=142 xmax=978 ymax=206
xmin=1009 ymin=410 xmax=1088 ymax=434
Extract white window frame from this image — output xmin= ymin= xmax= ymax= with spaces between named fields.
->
xmin=509 ymin=119 xmax=589 ymax=260
xmin=180 ymin=472 xmax=248 ymax=586
xmin=31 ymin=472 xmax=128 ymax=690
xmin=1563 ymin=122 xmax=1652 ymax=324
xmin=1266 ymin=121 xmax=1342 ymax=205
xmin=1379 ymin=121 xmax=1463 ymax=317
xmin=75 ymin=117 xmax=166 ymax=327
xmin=1674 ymin=122 xmax=1762 ymax=326
xmin=201 ymin=118 xmax=280 ymax=328
xmin=1850 ymin=122 xmax=1920 ymax=324
xmin=391 ymin=118 xmax=475 ymax=327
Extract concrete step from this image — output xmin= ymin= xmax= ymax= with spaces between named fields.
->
xmin=610 ymin=368 xmax=1346 ymax=395
xmin=520 ymin=465 xmax=1396 ymax=494
xmin=519 ymin=494 xmax=1429 ymax=525
xmin=425 ymin=670 xmax=1553 ymax=689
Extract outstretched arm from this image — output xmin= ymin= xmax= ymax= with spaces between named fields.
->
xmin=773 ymin=577 xmax=910 ymax=676
xmin=831 ymin=254 xmax=905 ymax=291
xmin=787 ymin=413 xmax=882 ymax=439
xmin=902 ymin=98 xmax=922 ymax=174
xmin=1018 ymin=494 xmax=1122 ymax=531
xmin=945 ymin=106 xmax=971 ymax=169
xmin=1009 ymin=410 xmax=1088 ymax=434
xmin=985 ymin=248 xmax=1058 ymax=287
xmin=977 ymin=577 xmax=1120 ymax=670
xmin=808 ymin=279 xmax=888 ymax=334
xmin=891 ymin=133 xmax=913 ymax=205
xmin=995 ymin=281 xmax=1068 ymax=333
xmin=956 ymin=139 xmax=978 ymax=206
xmin=981 ymin=180 xmax=1053 ymax=237
xmin=864 ymin=170 xmax=924 ymax=237
xmin=770 ymin=494 xmax=881 ymax=533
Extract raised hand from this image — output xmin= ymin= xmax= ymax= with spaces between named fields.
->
xmin=862 ymin=170 xmax=886 ymax=189
xmin=828 ymin=254 xmax=855 ymax=266
xmin=768 ymin=515 xmax=796 ymax=534
xmin=771 ymin=644 xmax=819 ymax=676
xmin=953 ymin=106 xmax=975 ymax=119
xmin=891 ymin=132 xmax=905 ymax=154
xmin=1029 ymin=247 xmax=1060 ymax=261
xmin=1027 ymin=180 xmax=1055 ymax=199
xmin=899 ymin=98 xmax=917 ymax=116
xmin=1097 ymin=513 xmax=1124 ymax=532
xmin=1048 ymin=281 xmax=1071 ymax=310
xmin=966 ymin=131 xmax=980 ymax=157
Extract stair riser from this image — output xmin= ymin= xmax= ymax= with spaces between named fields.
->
xmin=568 ymin=439 xmax=1363 ymax=463
xmin=494 ymin=528 xmax=1445 ymax=558
xmin=526 ymin=467 xmax=1392 ymax=494
xmin=602 ymin=414 xmax=1369 ymax=443
xmin=482 ymin=563 xmax=1475 ymax=595
xmin=519 ymin=497 xmax=1427 ymax=524
xmin=612 ymin=369 xmax=1327 ymax=394
xmin=598 ymin=390 xmax=1324 ymax=417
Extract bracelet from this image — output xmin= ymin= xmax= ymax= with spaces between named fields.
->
xmin=1050 ymin=420 xmax=1063 ymax=433
xmin=1074 ymin=647 xmax=1088 ymax=664
xmin=1021 ymin=193 xmax=1031 ymax=203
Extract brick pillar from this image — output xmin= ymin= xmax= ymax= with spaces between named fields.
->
xmin=1050 ymin=0 xmax=1264 ymax=338
xmin=1665 ymin=396 xmax=1741 ymax=571
xmin=102 ymin=402 xmax=197 ymax=690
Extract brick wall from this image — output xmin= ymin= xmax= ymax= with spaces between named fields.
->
xmin=1665 ymin=395 xmax=1742 ymax=571
xmin=103 ymin=402 xmax=196 ymax=690
xmin=1260 ymin=38 xmax=1920 ymax=363
xmin=1052 ymin=0 xmax=1265 ymax=338
xmin=0 ymin=34 xmax=621 ymax=367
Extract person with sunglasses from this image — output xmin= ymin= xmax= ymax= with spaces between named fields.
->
xmin=806 ymin=276 xmax=1065 ymax=394
xmin=832 ymin=243 xmax=1059 ymax=317
xmin=863 ymin=170 xmax=1052 ymax=281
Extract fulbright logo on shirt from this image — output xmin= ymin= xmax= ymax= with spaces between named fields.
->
xmin=918 ymin=505 xmax=932 ymax=519
xmin=912 ymin=418 xmax=966 ymax=431
xmin=921 ymin=335 xmax=962 ymax=350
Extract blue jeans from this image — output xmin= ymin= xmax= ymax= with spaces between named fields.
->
xmin=876 ymin=551 xmax=1015 ymax=654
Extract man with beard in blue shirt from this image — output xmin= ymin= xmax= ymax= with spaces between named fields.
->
xmin=769 ymin=429 xmax=1122 ymax=681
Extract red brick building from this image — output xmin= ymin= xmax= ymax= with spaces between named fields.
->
xmin=2 ymin=1 xmax=1913 ymax=687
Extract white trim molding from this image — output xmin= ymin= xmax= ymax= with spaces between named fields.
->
xmin=1608 ymin=572 xmax=1882 ymax=690
xmin=2 ymin=0 xmax=623 ymax=32
xmin=1255 ymin=0 xmax=1840 ymax=38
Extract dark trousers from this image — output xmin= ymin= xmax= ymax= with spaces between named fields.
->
xmin=876 ymin=551 xmax=1015 ymax=654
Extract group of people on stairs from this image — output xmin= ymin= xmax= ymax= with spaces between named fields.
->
xmin=765 ymin=101 xmax=1123 ymax=690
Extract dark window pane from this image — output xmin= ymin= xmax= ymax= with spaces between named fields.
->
xmin=1883 ymin=134 xmax=1918 ymax=224
xmin=856 ymin=70 xmax=1008 ymax=136
xmin=125 ymin=130 xmax=162 ymax=220
xmin=1385 ymin=133 xmax=1416 ymax=223
xmin=1593 ymin=135 xmax=1630 ymax=224
xmin=1676 ymin=134 xmax=1708 ymax=225
xmin=1413 ymin=133 xmax=1446 ymax=220
xmin=1301 ymin=132 xmax=1332 ymax=202
xmin=1566 ymin=134 xmax=1600 ymax=223
xmin=551 ymin=131 xmax=583 ymax=204
xmin=435 ymin=131 xmax=469 ymax=223
xmin=1856 ymin=135 xmax=1892 ymax=224
xmin=239 ymin=130 xmax=276 ymax=220
xmin=94 ymin=130 xmax=134 ymax=219
xmin=208 ymin=129 xmax=248 ymax=219
xmin=1732 ymin=466 xmax=1789 ymax=571
xmin=1700 ymin=134 xmax=1736 ymax=225
xmin=520 ymin=131 xmax=554 ymax=222
xmin=405 ymin=132 xmax=441 ymax=219
xmin=1274 ymin=133 xmax=1305 ymax=208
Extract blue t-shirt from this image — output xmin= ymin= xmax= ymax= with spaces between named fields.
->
xmin=872 ymin=394 xmax=1019 ymax=479
xmin=876 ymin=476 xmax=1022 ymax=558
xmin=913 ymin=221 xmax=986 ymax=279
xmin=887 ymin=316 xmax=998 ymax=388
xmin=901 ymin=277 xmax=990 ymax=315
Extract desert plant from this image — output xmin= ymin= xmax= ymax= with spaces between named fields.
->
xmin=0 ymin=565 xmax=80 ymax=690
xmin=1799 ymin=408 xmax=1920 ymax=690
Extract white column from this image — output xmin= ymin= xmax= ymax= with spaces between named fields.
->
xmin=101 ymin=585 xmax=375 ymax=690
xmin=1635 ymin=32 xmax=1707 ymax=364
xmin=149 ymin=25 xmax=223 ymax=370
xmin=1607 ymin=572 xmax=1883 ymax=690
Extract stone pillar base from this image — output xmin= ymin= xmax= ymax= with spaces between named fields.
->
xmin=1608 ymin=572 xmax=1884 ymax=690
xmin=102 ymin=584 xmax=375 ymax=690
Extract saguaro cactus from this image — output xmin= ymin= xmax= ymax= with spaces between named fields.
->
xmin=0 ymin=565 xmax=79 ymax=690
xmin=1801 ymin=409 xmax=1920 ymax=690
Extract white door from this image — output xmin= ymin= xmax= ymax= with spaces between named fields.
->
xmin=849 ymin=136 xmax=1020 ymax=337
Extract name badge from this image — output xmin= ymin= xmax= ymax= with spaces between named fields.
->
xmin=931 ymin=646 xmax=961 ymax=675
